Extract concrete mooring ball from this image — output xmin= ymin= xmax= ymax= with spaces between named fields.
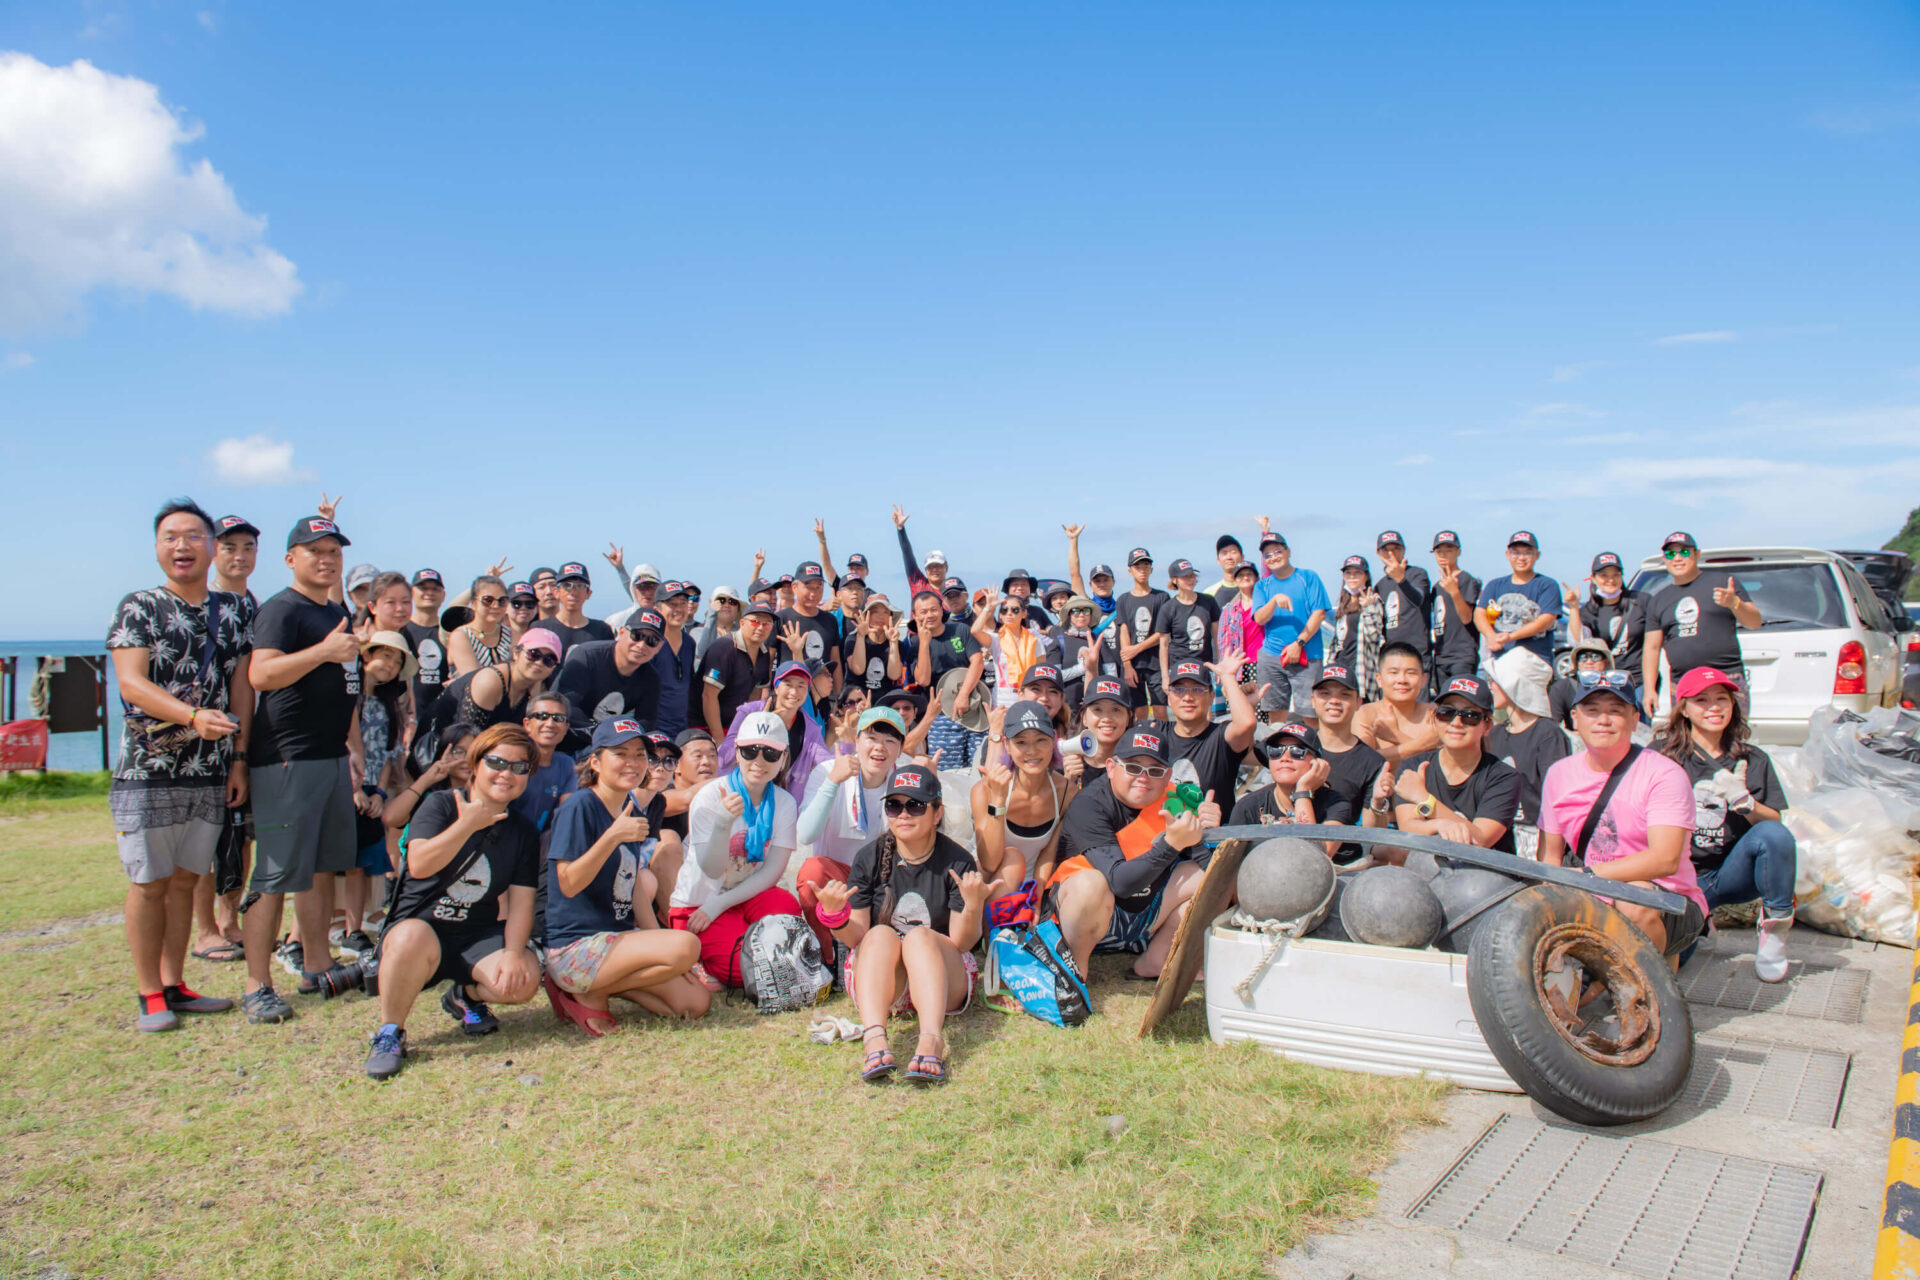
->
xmin=1430 ymin=868 xmax=1525 ymax=955
xmin=1236 ymin=837 xmax=1336 ymax=923
xmin=1339 ymin=865 xmax=1445 ymax=949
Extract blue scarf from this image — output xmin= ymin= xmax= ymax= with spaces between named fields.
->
xmin=726 ymin=767 xmax=775 ymax=864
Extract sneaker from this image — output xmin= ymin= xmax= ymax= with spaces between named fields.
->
xmin=442 ymin=984 xmax=499 ymax=1036
xmin=135 ymin=993 xmax=179 ymax=1033
xmin=243 ymin=985 xmax=294 ymax=1024
xmin=1755 ymin=912 xmax=1794 ymax=983
xmin=328 ymin=925 xmax=347 ymax=948
xmin=339 ymin=931 xmax=376 ymax=960
xmin=365 ymin=1024 xmax=408 ymax=1079
xmin=274 ymin=939 xmax=305 ymax=977
xmin=163 ymin=984 xmax=234 ymax=1015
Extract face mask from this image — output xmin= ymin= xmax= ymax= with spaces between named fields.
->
xmin=1595 ymin=585 xmax=1621 ymax=602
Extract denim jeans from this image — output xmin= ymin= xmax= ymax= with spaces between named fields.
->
xmin=1695 ymin=819 xmax=1796 ymax=916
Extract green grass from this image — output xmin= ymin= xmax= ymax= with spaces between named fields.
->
xmin=0 ymin=769 xmax=111 ymax=805
xmin=0 ymin=797 xmax=1444 ymax=1280
xmin=0 ymin=794 xmax=127 ymax=931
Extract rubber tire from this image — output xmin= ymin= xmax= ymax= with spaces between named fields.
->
xmin=1467 ymin=883 xmax=1693 ymax=1127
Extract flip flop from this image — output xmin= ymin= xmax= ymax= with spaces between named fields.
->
xmin=859 ymin=1025 xmax=895 ymax=1083
xmin=192 ymin=942 xmax=245 ymax=962
xmin=904 ymin=1053 xmax=948 ymax=1085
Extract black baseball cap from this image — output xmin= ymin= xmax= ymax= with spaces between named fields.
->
xmin=1004 ymin=699 xmax=1057 ymax=740
xmin=876 ymin=687 xmax=928 ymax=721
xmin=747 ymin=577 xmax=774 ymax=598
xmin=557 ymin=562 xmax=591 ymax=584
xmin=1436 ymin=674 xmax=1494 ymax=711
xmin=643 ymin=731 xmax=681 ymax=756
xmin=625 ymin=609 xmax=666 ymax=638
xmin=508 ymin=581 xmax=536 ymax=603
xmin=1167 ymin=558 xmax=1197 ymax=579
xmin=1127 ymin=547 xmax=1153 ymax=566
xmin=1084 ymin=678 xmax=1129 ymax=708
xmin=742 ymin=599 xmax=778 ymax=620
xmin=884 ymin=764 xmax=941 ymax=804
xmin=531 ymin=567 xmax=558 ymax=584
xmin=214 ymin=514 xmax=259 ymax=539
xmin=1506 ymin=531 xmax=1540 ymax=551
xmin=775 ymin=572 xmax=795 ymax=587
xmin=845 ymin=553 xmax=870 ymax=578
xmin=1113 ymin=725 xmax=1170 ymax=764
xmin=411 ymin=568 xmax=443 ymax=587
xmin=1217 ymin=534 xmax=1243 ymax=554
xmin=1168 ymin=660 xmax=1209 ymax=689
xmin=287 ymin=516 xmax=349 ymax=550
xmin=1263 ymin=721 xmax=1322 ymax=759
xmin=1259 ymin=531 xmax=1287 ymax=550
xmin=1375 ymin=530 xmax=1405 ymax=550
xmin=943 ymin=577 xmax=968 ymax=596
xmin=1314 ymin=664 xmax=1359 ymax=692
xmin=1661 ymin=531 xmax=1698 ymax=551
xmin=1088 ymin=562 xmax=1116 ymax=581
xmin=1341 ymin=555 xmax=1368 ymax=572
xmin=657 ymin=580 xmax=691 ymax=600
xmin=1591 ymin=551 xmax=1623 ymax=573
xmin=1431 ymin=530 xmax=1461 ymax=550
xmin=794 ymin=561 xmax=826 ymax=584
xmin=674 ymin=727 xmax=715 ymax=748
xmin=1232 ymin=560 xmax=1259 ymax=580
xmin=1020 ymin=663 xmax=1064 ymax=690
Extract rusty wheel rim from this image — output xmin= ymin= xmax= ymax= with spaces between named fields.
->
xmin=1532 ymin=922 xmax=1661 ymax=1067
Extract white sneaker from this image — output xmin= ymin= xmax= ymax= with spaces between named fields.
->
xmin=1755 ymin=912 xmax=1793 ymax=983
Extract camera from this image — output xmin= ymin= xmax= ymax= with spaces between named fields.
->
xmin=317 ymin=953 xmax=380 ymax=999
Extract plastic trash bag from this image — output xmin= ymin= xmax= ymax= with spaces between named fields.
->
xmin=1801 ymin=706 xmax=1920 ymax=814
xmin=1784 ymin=786 xmax=1919 ymax=947
xmin=938 ymin=767 xmax=979 ymax=851
xmin=1767 ymin=746 xmax=1817 ymax=810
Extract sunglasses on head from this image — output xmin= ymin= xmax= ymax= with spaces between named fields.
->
xmin=736 ymin=744 xmax=784 ymax=764
xmin=525 ymin=710 xmax=567 ymax=723
xmin=1578 ymin=670 xmax=1635 ymax=693
xmin=480 ymin=754 xmax=533 ymax=776
xmin=1433 ymin=706 xmax=1489 ymax=725
xmin=626 ymin=628 xmax=664 ymax=645
xmin=1117 ymin=760 xmax=1169 ymax=779
xmin=884 ymin=797 xmax=931 ymax=818
xmin=518 ymin=647 xmax=558 ymax=668
xmin=475 ymin=594 xmax=507 ymax=607
xmin=1269 ymin=744 xmax=1317 ymax=761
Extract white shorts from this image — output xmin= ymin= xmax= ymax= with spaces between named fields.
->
xmin=116 ymin=818 xmax=220 ymax=885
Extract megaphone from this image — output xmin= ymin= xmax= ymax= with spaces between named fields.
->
xmin=1058 ymin=733 xmax=1098 ymax=758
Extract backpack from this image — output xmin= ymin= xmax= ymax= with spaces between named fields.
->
xmin=738 ymin=913 xmax=833 ymax=1015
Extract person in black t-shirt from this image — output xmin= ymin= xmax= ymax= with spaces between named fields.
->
xmin=1484 ymin=670 xmax=1572 ymax=859
xmin=1305 ymin=665 xmax=1395 ymax=858
xmin=814 ymin=764 xmax=991 ymax=1084
xmin=1374 ymin=531 xmax=1432 ymax=664
xmin=402 ymin=568 xmax=451 ymax=716
xmin=1228 ymin=722 xmax=1359 ymax=860
xmin=1643 ymin=531 xmax=1761 ymax=717
xmin=362 ymin=724 xmax=546 ymax=1079
xmin=1327 ymin=555 xmax=1380 ymax=679
xmin=505 ymin=580 xmax=540 ymax=644
xmin=242 ymin=515 xmax=365 ymax=1018
xmin=1578 ymin=551 xmax=1649 ymax=694
xmin=1428 ymin=531 xmax=1483 ymax=688
xmin=842 ymin=594 xmax=904 ymax=699
xmin=1392 ymin=675 xmax=1522 ymax=854
xmin=701 ymin=602 xmax=775 ymax=739
xmin=1115 ymin=549 xmax=1170 ymax=719
xmin=546 ymin=562 xmax=615 ymax=657
xmin=556 ymin=618 xmax=665 ymax=749
xmin=1155 ymin=559 xmax=1220 ymax=683
xmin=775 ymin=561 xmax=844 ymax=693
xmin=1164 ymin=656 xmax=1257 ymax=807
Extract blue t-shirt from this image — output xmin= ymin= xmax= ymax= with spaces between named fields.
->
xmin=1476 ymin=574 xmax=1563 ymax=662
xmin=1252 ymin=568 xmax=1332 ymax=660
xmin=509 ymin=752 xmax=577 ymax=834
xmin=544 ymin=788 xmax=665 ymax=949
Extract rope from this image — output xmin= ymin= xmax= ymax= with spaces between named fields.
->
xmin=1227 ymin=872 xmax=1339 ymax=1002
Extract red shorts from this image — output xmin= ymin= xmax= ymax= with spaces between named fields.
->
xmin=668 ymin=886 xmax=801 ymax=988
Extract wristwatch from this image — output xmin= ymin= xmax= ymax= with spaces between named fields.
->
xmin=1417 ymin=793 xmax=1438 ymax=819
xmin=1289 ymin=790 xmax=1313 ymax=805
xmin=1368 ymin=798 xmax=1389 ymax=814
xmin=986 ymin=804 xmax=1003 ymax=818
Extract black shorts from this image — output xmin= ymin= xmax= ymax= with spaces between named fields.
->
xmin=372 ymin=926 xmax=510 ymax=990
xmin=1659 ymin=900 xmax=1708 ymax=958
xmin=1130 ymin=673 xmax=1163 ymax=709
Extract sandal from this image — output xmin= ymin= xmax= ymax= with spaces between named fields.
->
xmin=543 ymin=973 xmax=616 ymax=1038
xmin=904 ymin=1052 xmax=948 ymax=1085
xmin=859 ymin=1025 xmax=895 ymax=1083
xmin=192 ymin=941 xmax=245 ymax=962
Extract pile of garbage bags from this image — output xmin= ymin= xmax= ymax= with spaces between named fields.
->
xmin=1775 ymin=707 xmax=1920 ymax=947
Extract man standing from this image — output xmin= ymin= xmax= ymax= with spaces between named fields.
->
xmin=891 ymin=504 xmax=945 ymax=598
xmin=701 ymin=600 xmax=776 ymax=739
xmin=1643 ymin=532 xmax=1760 ymax=715
xmin=776 ymin=561 xmax=843 ymax=691
xmin=529 ymin=567 xmax=561 ymax=622
xmin=1164 ymin=656 xmax=1258 ymax=806
xmin=1250 ymin=525 xmax=1331 ymax=726
xmin=108 ymin=500 xmax=250 ymax=1031
xmin=557 ymin=610 xmax=665 ymax=746
xmin=243 ymin=515 xmax=365 ymax=1022
xmin=1428 ymin=531 xmax=1482 ymax=689
xmin=1116 ymin=548 xmax=1170 ymax=720
xmin=1374 ymin=531 xmax=1431 ymax=666
xmin=401 ymin=568 xmax=450 ymax=716
xmin=649 ymin=583 xmax=701 ymax=739
xmin=189 ymin=513 xmax=263 ymax=964
xmin=1475 ymin=531 xmax=1562 ymax=716
xmin=1205 ymin=535 xmax=1245 ymax=604
xmin=1155 ymin=559 xmax=1219 ymax=693
xmin=600 ymin=550 xmax=661 ymax=629
xmin=547 ymin=562 xmax=614 ymax=656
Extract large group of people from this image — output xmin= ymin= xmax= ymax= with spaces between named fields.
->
xmin=108 ymin=497 xmax=1800 ymax=1080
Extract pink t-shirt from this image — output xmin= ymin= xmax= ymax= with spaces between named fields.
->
xmin=1538 ymin=748 xmax=1706 ymax=915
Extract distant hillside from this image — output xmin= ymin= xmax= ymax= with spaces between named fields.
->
xmin=1886 ymin=505 xmax=1920 ymax=599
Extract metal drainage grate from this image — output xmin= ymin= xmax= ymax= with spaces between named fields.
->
xmin=1408 ymin=1114 xmax=1822 ymax=1280
xmin=1680 ymin=956 xmax=1868 ymax=1022
xmin=1680 ymin=1036 xmax=1852 ymax=1127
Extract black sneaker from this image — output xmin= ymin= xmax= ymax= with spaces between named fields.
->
xmin=365 ymin=1024 xmax=407 ymax=1079
xmin=163 ymin=983 xmax=234 ymax=1015
xmin=442 ymin=983 xmax=499 ymax=1036
xmin=243 ymin=985 xmax=293 ymax=1024
xmin=274 ymin=939 xmax=305 ymax=977
xmin=339 ymin=930 xmax=376 ymax=959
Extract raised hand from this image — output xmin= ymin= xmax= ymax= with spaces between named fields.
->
xmin=982 ymin=747 xmax=1014 ymax=791
xmin=813 ymin=518 xmax=826 ymax=538
xmin=1370 ymin=762 xmax=1396 ymax=810
xmin=1712 ymin=576 xmax=1739 ymax=608
xmin=951 ymin=867 xmax=993 ymax=911
xmin=353 ymin=613 xmax=376 ymax=645
xmin=317 ymin=617 xmax=361 ymax=664
xmin=1393 ymin=761 xmax=1431 ymax=805
xmin=720 ymin=784 xmax=747 ymax=820
xmin=609 ymin=794 xmax=651 ymax=845
xmin=453 ymin=786 xmax=510 ymax=829
xmin=892 ymin=505 xmax=910 ymax=530
xmin=1165 ymin=809 xmax=1206 ymax=851
xmin=779 ymin=619 xmax=807 ymax=657
xmin=1256 ymin=514 xmax=1271 ymax=533
xmin=486 ymin=556 xmax=514 ymax=580
xmin=1195 ymin=789 xmax=1222 ymax=830
xmin=1439 ymin=566 xmax=1461 ymax=595
xmin=604 ymin=543 xmax=626 ymax=575
xmin=817 ymin=879 xmax=852 ymax=915
xmin=753 ymin=548 xmax=767 ymax=574
xmin=1562 ymin=580 xmax=1580 ymax=610
xmin=1298 ymin=757 xmax=1332 ymax=793
xmin=1061 ymin=523 xmax=1084 ymax=540
xmin=426 ymin=742 xmax=460 ymax=784
xmin=828 ymin=745 xmax=859 ymax=784
xmin=317 ymin=491 xmax=342 ymax=522
xmin=1062 ymin=752 xmax=1085 ymax=784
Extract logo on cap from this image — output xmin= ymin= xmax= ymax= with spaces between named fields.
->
xmin=636 ymin=610 xmax=664 ymax=629
xmin=1128 ymin=547 xmax=1151 ymax=562
xmin=1664 ymin=532 xmax=1690 ymax=545
xmin=308 ymin=518 xmax=337 ymax=534
xmin=1133 ymin=731 xmax=1162 ymax=752
xmin=890 ymin=767 xmax=926 ymax=788
xmin=1509 ymin=531 xmax=1535 ymax=543
xmin=1279 ymin=723 xmax=1311 ymax=741
xmin=613 ymin=719 xmax=640 ymax=734
xmin=1434 ymin=530 xmax=1458 ymax=543
xmin=221 ymin=516 xmax=245 ymax=529
xmin=1093 ymin=680 xmax=1125 ymax=699
xmin=1447 ymin=677 xmax=1480 ymax=696
xmin=561 ymin=563 xmax=586 ymax=576
xmin=1378 ymin=530 xmax=1403 ymax=544
xmin=1174 ymin=662 xmax=1204 ymax=681
xmin=1596 ymin=553 xmax=1620 ymax=566
xmin=1322 ymin=664 xmax=1351 ymax=681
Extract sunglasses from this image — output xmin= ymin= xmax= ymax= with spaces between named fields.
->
xmin=647 ymin=754 xmax=678 ymax=768
xmin=626 ymin=629 xmax=664 ymax=645
xmin=1578 ymin=671 xmax=1635 ymax=693
xmin=1663 ymin=547 xmax=1695 ymax=559
xmin=509 ymin=600 xmax=536 ymax=610
xmin=525 ymin=710 xmax=567 ymax=723
xmin=1117 ymin=761 xmax=1170 ymax=779
xmin=1433 ymin=706 xmax=1489 ymax=725
xmin=475 ymin=594 xmax=507 ymax=607
xmin=480 ymin=755 xmax=533 ymax=776
xmin=518 ymin=648 xmax=558 ymax=669
xmin=884 ymin=797 xmax=931 ymax=817
xmin=1269 ymin=744 xmax=1317 ymax=761
xmin=736 ymin=744 xmax=785 ymax=764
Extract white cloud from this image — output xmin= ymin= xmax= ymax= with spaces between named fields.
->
xmin=1 ymin=351 xmax=33 ymax=370
xmin=1549 ymin=361 xmax=1602 ymax=383
xmin=1524 ymin=402 xmax=1605 ymax=420
xmin=208 ymin=434 xmax=309 ymax=485
xmin=196 ymin=11 xmax=217 ymax=32
xmin=1656 ymin=330 xmax=1736 ymax=346
xmin=1392 ymin=453 xmax=1434 ymax=467
xmin=0 ymin=52 xmax=300 ymax=332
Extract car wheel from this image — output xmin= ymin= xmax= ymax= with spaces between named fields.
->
xmin=1467 ymin=883 xmax=1693 ymax=1126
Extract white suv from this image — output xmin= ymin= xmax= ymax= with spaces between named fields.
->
xmin=1630 ymin=547 xmax=1906 ymax=745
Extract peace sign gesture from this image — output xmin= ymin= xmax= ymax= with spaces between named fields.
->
xmin=486 ymin=555 xmax=514 ymax=580
xmin=317 ymin=491 xmax=343 ymax=522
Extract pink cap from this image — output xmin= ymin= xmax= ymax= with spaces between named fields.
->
xmin=520 ymin=627 xmax=564 ymax=659
xmin=1674 ymin=667 xmax=1739 ymax=700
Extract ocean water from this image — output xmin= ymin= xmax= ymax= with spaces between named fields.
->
xmin=0 ymin=640 xmax=121 ymax=772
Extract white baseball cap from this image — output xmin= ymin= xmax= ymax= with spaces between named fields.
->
xmin=630 ymin=563 xmax=661 ymax=585
xmin=736 ymin=711 xmax=789 ymax=752
xmin=925 ymin=549 xmax=948 ymax=567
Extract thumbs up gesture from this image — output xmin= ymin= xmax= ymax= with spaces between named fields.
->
xmin=318 ymin=617 xmax=361 ymax=664
xmin=1712 ymin=576 xmax=1739 ymax=608
xmin=1393 ymin=761 xmax=1431 ymax=805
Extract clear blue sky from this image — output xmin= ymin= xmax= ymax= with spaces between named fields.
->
xmin=3 ymin=3 xmax=1918 ymax=637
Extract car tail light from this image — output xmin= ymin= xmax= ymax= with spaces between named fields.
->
xmin=1908 ymin=635 xmax=1920 ymax=656
xmin=1834 ymin=640 xmax=1866 ymax=694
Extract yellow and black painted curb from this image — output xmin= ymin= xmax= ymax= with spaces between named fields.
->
xmin=1875 ymin=944 xmax=1920 ymax=1278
